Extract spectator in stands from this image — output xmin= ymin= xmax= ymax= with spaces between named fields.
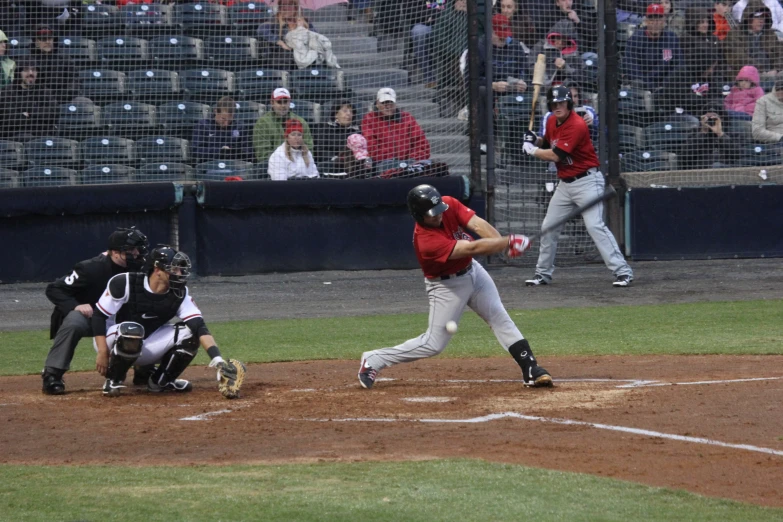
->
xmin=0 ymin=59 xmax=55 ymax=139
xmin=496 ymin=0 xmax=537 ymax=50
xmin=622 ymin=4 xmax=682 ymax=92
xmin=724 ymin=65 xmax=765 ymax=118
xmin=253 ymin=87 xmax=313 ymax=162
xmin=431 ymin=0 xmax=468 ymax=116
xmin=268 ymin=118 xmax=319 ymax=180
xmin=312 ymin=99 xmax=360 ymax=168
xmin=541 ymin=82 xmax=597 ymax=143
xmin=0 ymin=30 xmax=14 ymax=87
xmin=713 ymin=0 xmax=737 ymax=41
xmin=284 ymin=18 xmax=340 ymax=69
xmin=661 ymin=0 xmax=685 ymax=36
xmin=340 ymin=133 xmax=377 ymax=178
xmin=29 ymin=24 xmax=75 ymax=104
xmin=192 ymin=96 xmax=253 ymax=163
xmin=751 ymin=74 xmax=783 ymax=143
xmin=534 ymin=0 xmax=597 ymax=52
xmin=257 ymin=0 xmax=316 ymax=70
xmin=616 ymin=0 xmax=646 ymax=24
xmin=361 ymin=87 xmax=431 ymax=173
xmin=411 ymin=0 xmax=446 ymax=88
xmin=681 ymin=106 xmax=738 ymax=169
xmin=732 ymin=0 xmax=783 ymax=33
xmin=725 ymin=3 xmax=783 ymax=81
xmin=530 ymin=19 xmax=583 ymax=89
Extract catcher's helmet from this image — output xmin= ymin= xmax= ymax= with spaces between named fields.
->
xmin=407 ymin=184 xmax=449 ymax=224
xmin=108 ymin=226 xmax=149 ymax=271
xmin=147 ymin=246 xmax=191 ymax=298
xmin=547 ymin=85 xmax=574 ymax=111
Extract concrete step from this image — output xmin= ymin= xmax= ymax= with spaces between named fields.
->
xmin=417 ymin=118 xmax=467 ymax=135
xmin=339 ymin=51 xmax=402 ymax=70
xmin=302 ymin=5 xmax=348 ymax=24
xmin=429 ymin=135 xmax=469 ymax=155
xmin=344 ymin=68 xmax=408 ymax=90
xmin=317 ymin=21 xmax=373 ymax=37
xmin=353 ymin=85 xmax=434 ymax=104
xmin=330 ymin=36 xmax=377 ymax=55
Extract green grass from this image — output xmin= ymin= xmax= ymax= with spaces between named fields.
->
xmin=1 ymin=460 xmax=781 ymax=522
xmin=3 ymin=299 xmax=782 ymax=377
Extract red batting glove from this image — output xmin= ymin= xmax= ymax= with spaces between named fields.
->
xmin=507 ymin=234 xmax=531 ymax=258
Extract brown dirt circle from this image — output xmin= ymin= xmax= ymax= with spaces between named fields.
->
xmin=2 ymin=355 xmax=783 ymax=507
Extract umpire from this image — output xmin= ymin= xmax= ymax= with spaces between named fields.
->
xmin=41 ymin=227 xmax=149 ymax=395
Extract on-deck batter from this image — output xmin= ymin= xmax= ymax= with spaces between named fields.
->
xmin=358 ymin=184 xmax=553 ymax=390
xmin=522 ymin=85 xmax=634 ymax=287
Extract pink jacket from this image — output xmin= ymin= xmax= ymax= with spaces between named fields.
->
xmin=724 ymin=65 xmax=765 ymax=116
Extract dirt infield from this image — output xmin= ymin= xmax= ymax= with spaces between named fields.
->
xmin=2 ymin=355 xmax=782 ymax=507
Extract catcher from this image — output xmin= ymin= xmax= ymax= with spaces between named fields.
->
xmin=91 ymin=246 xmax=245 ymax=399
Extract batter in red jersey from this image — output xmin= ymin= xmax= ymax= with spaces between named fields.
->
xmin=522 ymin=85 xmax=634 ymax=287
xmin=358 ymin=184 xmax=553 ymax=389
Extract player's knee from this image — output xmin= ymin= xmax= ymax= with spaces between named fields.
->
xmin=174 ymin=326 xmax=199 ymax=356
xmin=114 ymin=322 xmax=145 ymax=359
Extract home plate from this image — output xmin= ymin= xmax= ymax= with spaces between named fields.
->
xmin=402 ymin=397 xmax=456 ymax=403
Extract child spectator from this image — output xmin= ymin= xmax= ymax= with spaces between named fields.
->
xmin=268 ymin=118 xmax=320 ymax=180
xmin=725 ymin=2 xmax=783 ymax=80
xmin=713 ymin=0 xmax=737 ymax=41
xmin=0 ymin=30 xmax=14 ymax=87
xmin=192 ymin=96 xmax=253 ymax=163
xmin=339 ymin=133 xmax=377 ymax=178
xmin=724 ymin=66 xmax=765 ymax=118
xmin=751 ymin=74 xmax=783 ymax=143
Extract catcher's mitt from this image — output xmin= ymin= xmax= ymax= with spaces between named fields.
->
xmin=217 ymin=359 xmax=246 ymax=399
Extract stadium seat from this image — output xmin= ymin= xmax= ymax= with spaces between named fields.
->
xmin=22 ymin=167 xmax=77 ymax=187
xmin=248 ymin=161 xmax=269 ymax=180
xmin=158 ymin=101 xmax=210 ymax=138
xmin=618 ymin=124 xmax=644 ymax=153
xmin=0 ymin=140 xmax=24 ymax=170
xmin=57 ymin=101 xmax=103 ymax=139
xmin=135 ymin=136 xmax=190 ymax=165
xmin=235 ymin=69 xmax=289 ymax=101
xmin=80 ymin=5 xmax=122 ymax=38
xmin=735 ymin=143 xmax=782 ymax=167
xmin=180 ymin=69 xmax=236 ymax=103
xmin=620 ymin=150 xmax=678 ymax=172
xmin=97 ymin=36 xmax=150 ymax=70
xmin=60 ymin=37 xmax=97 ymax=65
xmin=78 ymin=69 xmax=128 ymax=102
xmin=725 ymin=118 xmax=753 ymax=144
xmin=290 ymin=68 xmax=346 ymax=104
xmin=150 ymin=36 xmax=204 ymax=67
xmin=128 ymin=69 xmax=181 ymax=103
xmin=231 ymin=100 xmax=263 ymax=127
xmin=617 ymin=87 xmax=653 ymax=126
xmin=102 ymin=102 xmax=158 ymax=138
xmin=496 ymin=94 xmax=532 ymax=162
xmin=194 ymin=159 xmax=252 ymax=180
xmin=643 ymin=119 xmax=699 ymax=153
xmin=289 ymin=100 xmax=321 ymax=125
xmin=81 ymin=136 xmax=136 ymax=166
xmin=120 ymin=3 xmax=173 ymax=36
xmin=80 ymin=164 xmax=136 ymax=185
xmin=580 ymin=52 xmax=599 ymax=91
xmin=229 ymin=2 xmax=272 ymax=35
xmin=136 ymin=162 xmax=193 ymax=182
xmin=205 ymin=36 xmax=259 ymax=66
xmin=25 ymin=138 xmax=80 ymax=168
xmin=174 ymin=3 xmax=228 ymax=36
xmin=0 ymin=168 xmax=20 ymax=188
xmin=7 ymin=36 xmax=31 ymax=58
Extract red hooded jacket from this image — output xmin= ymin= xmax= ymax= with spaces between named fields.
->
xmin=361 ymin=109 xmax=430 ymax=162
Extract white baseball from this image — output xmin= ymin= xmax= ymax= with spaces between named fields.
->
xmin=446 ymin=321 xmax=458 ymax=334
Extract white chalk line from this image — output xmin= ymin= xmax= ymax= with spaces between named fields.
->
xmin=180 ymin=409 xmax=232 ymax=421
xmin=297 ymin=412 xmax=783 ymax=457
xmin=617 ymin=377 xmax=783 ymax=388
xmin=346 ymin=377 xmax=783 ymax=389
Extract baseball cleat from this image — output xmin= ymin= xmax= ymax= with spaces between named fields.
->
xmin=102 ymin=379 xmax=126 ymax=397
xmin=524 ymin=366 xmax=553 ymax=388
xmin=358 ymin=359 xmax=378 ymax=389
xmin=41 ymin=370 xmax=65 ymax=395
xmin=525 ymin=275 xmax=549 ymax=286
xmin=613 ymin=275 xmax=633 ymax=287
xmin=147 ymin=377 xmax=193 ymax=393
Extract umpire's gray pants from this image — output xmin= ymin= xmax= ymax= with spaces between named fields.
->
xmin=44 ymin=310 xmax=94 ymax=372
xmin=534 ymin=169 xmax=633 ymax=282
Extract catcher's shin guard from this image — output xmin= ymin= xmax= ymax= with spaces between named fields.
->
xmin=106 ymin=322 xmax=145 ymax=383
xmin=150 ymin=330 xmax=198 ymax=389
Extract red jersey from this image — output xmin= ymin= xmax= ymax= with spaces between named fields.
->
xmin=413 ymin=196 xmax=475 ymax=279
xmin=543 ymin=110 xmax=600 ymax=180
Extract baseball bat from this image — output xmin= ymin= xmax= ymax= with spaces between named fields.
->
xmin=528 ymin=54 xmax=547 ymax=132
xmin=530 ymin=184 xmax=617 ymax=241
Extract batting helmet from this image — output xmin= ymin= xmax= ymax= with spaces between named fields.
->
xmin=547 ymin=85 xmax=574 ymax=111
xmin=108 ymin=226 xmax=149 ymax=271
xmin=147 ymin=246 xmax=191 ymax=298
xmin=407 ymin=184 xmax=449 ymax=224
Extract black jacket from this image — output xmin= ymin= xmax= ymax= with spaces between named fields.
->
xmin=0 ymin=81 xmax=56 ymax=139
xmin=46 ymin=254 xmax=127 ymax=338
xmin=312 ymin=121 xmax=361 ymax=166
xmin=29 ymin=46 xmax=76 ymax=104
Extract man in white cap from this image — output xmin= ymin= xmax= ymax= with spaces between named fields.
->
xmin=361 ymin=87 xmax=431 ymax=174
xmin=253 ymin=87 xmax=313 ymax=162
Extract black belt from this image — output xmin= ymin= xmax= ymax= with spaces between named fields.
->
xmin=436 ymin=264 xmax=473 ymax=281
xmin=560 ymin=171 xmax=591 ymax=183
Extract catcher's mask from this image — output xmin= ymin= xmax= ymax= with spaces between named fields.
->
xmin=108 ymin=226 xmax=149 ymax=271
xmin=148 ymin=246 xmax=191 ymax=298
xmin=407 ymin=184 xmax=449 ymax=224
xmin=547 ymin=84 xmax=574 ymax=112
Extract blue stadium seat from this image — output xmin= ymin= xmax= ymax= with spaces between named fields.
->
xmin=617 ymin=87 xmax=653 ymax=126
xmin=60 ymin=37 xmax=97 ymax=65
xmin=735 ymin=143 xmax=782 ymax=167
xmin=229 ymin=2 xmax=272 ymax=35
xmin=0 ymin=140 xmax=24 ymax=170
xmin=180 ymin=69 xmax=235 ymax=103
xmin=81 ymin=5 xmax=123 ymax=37
xmin=102 ymin=102 xmax=158 ymax=138
xmin=78 ymin=69 xmax=128 ymax=102
xmin=97 ymin=36 xmax=150 ymax=70
xmin=7 ymin=36 xmax=31 ymax=58
xmin=618 ymin=124 xmax=644 ymax=153
xmin=496 ymin=94 xmax=532 ymax=163
xmin=158 ymin=101 xmax=210 ymax=139
xmin=136 ymin=162 xmax=193 ymax=182
xmin=290 ymin=68 xmax=346 ymax=104
xmin=235 ymin=69 xmax=289 ymax=102
xmin=174 ymin=3 xmax=228 ymax=35
xmin=289 ymin=100 xmax=321 ymax=125
xmin=25 ymin=138 xmax=80 ymax=168
xmin=22 ymin=167 xmax=77 ymax=187
xmin=128 ymin=69 xmax=181 ymax=103
xmin=57 ymin=101 xmax=103 ymax=139
xmin=81 ymin=136 xmax=136 ymax=166
xmin=0 ymin=168 xmax=20 ymax=188
xmin=121 ymin=3 xmax=173 ymax=36
xmin=205 ymin=36 xmax=259 ymax=66
xmin=150 ymin=36 xmax=205 ymax=67
xmin=231 ymin=100 xmax=263 ymax=127
xmin=620 ymin=150 xmax=678 ymax=172
xmin=80 ymin=164 xmax=136 ymax=185
xmin=194 ymin=159 xmax=252 ymax=180
xmin=644 ymin=119 xmax=699 ymax=153
xmin=135 ymin=136 xmax=190 ymax=165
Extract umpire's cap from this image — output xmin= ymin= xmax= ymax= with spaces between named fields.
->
xmin=547 ymin=84 xmax=574 ymax=111
xmin=408 ymin=184 xmax=449 ymax=224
